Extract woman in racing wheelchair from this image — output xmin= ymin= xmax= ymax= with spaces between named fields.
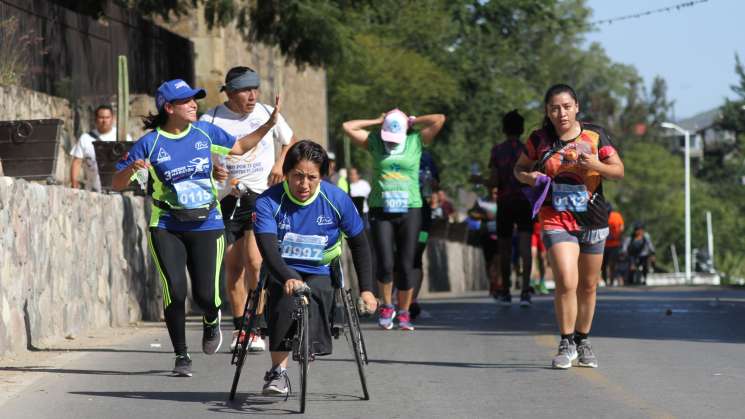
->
xmin=253 ymin=139 xmax=377 ymax=395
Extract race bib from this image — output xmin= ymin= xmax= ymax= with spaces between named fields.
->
xmin=552 ymin=183 xmax=588 ymax=212
xmin=486 ymin=221 xmax=497 ymax=233
xmin=173 ymin=178 xmax=214 ymax=209
xmin=382 ymin=191 xmax=409 ymax=213
xmin=280 ymin=232 xmax=327 ymax=262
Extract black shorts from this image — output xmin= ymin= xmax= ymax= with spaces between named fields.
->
xmin=496 ymin=199 xmax=533 ymax=239
xmin=220 ymin=191 xmax=259 ymax=244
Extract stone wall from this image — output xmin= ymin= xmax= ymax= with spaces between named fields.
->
xmin=0 ymin=177 xmax=159 ymax=356
xmin=0 ymin=85 xmax=154 ymax=187
xmin=157 ymin=7 xmax=328 ymax=147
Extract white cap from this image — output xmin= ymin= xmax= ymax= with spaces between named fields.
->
xmin=381 ymin=109 xmax=408 ymax=144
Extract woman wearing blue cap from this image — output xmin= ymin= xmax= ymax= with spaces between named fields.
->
xmin=112 ymin=79 xmax=280 ymax=377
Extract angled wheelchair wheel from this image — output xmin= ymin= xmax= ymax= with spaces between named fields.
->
xmin=343 ymin=289 xmax=369 ymax=400
xmin=229 ymin=279 xmax=265 ymax=401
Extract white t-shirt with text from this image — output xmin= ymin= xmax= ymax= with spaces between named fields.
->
xmin=200 ymin=103 xmax=293 ymax=197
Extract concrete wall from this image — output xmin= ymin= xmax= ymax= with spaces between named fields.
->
xmin=0 ymin=177 xmax=159 ymax=356
xmin=157 ymin=7 xmax=328 ymax=147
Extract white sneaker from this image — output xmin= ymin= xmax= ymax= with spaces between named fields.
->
xmin=248 ymin=332 xmax=266 ymax=352
xmin=229 ymin=330 xmax=245 ymax=352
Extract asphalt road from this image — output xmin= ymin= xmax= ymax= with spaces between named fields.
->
xmin=1 ymin=286 xmax=744 ymax=418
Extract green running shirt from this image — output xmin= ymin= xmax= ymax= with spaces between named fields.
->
xmin=367 ymin=130 xmax=423 ymax=210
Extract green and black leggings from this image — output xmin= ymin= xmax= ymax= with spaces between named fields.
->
xmin=147 ymin=228 xmax=225 ymax=355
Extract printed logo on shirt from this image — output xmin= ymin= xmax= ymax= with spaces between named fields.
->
xmin=316 ymin=215 xmax=334 ymax=226
xmin=278 ymin=213 xmax=291 ymax=231
xmin=194 ymin=140 xmax=209 ymax=151
xmin=188 ymin=157 xmax=210 ymax=177
xmin=156 ymin=148 xmax=172 ymax=163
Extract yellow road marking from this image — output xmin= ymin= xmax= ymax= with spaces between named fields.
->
xmin=534 ymin=335 xmax=676 ymax=419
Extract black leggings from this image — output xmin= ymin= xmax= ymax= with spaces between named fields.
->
xmin=370 ymin=207 xmax=422 ymax=291
xmin=266 ymin=274 xmax=334 ymax=356
xmin=147 ymin=228 xmax=225 ymax=355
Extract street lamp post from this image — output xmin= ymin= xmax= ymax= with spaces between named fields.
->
xmin=661 ymin=122 xmax=692 ymax=284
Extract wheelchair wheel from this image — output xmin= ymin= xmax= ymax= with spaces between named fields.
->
xmin=229 ymin=281 xmax=264 ymax=401
xmin=298 ymin=296 xmax=310 ymax=413
xmin=343 ymin=289 xmax=369 ymax=400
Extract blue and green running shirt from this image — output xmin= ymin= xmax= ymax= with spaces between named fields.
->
xmin=117 ymin=121 xmax=236 ymax=231
xmin=254 ymin=180 xmax=364 ymax=276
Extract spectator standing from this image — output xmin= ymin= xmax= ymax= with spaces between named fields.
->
xmin=70 ymin=104 xmax=132 ymax=191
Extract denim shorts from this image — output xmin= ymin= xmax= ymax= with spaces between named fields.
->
xmin=542 ymin=228 xmax=609 ymax=254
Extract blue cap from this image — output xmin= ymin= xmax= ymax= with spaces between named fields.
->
xmin=155 ymin=79 xmax=206 ymax=110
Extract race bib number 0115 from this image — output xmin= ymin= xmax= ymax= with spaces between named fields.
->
xmin=382 ymin=191 xmax=409 ymax=213
xmin=280 ymin=232 xmax=327 ymax=262
xmin=173 ymin=179 xmax=213 ymax=209
xmin=552 ymin=183 xmax=589 ymax=212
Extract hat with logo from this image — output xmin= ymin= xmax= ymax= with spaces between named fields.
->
xmin=381 ymin=109 xmax=408 ymax=144
xmin=155 ymin=79 xmax=206 ymax=111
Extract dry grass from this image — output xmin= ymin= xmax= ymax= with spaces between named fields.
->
xmin=0 ymin=16 xmax=45 ymax=87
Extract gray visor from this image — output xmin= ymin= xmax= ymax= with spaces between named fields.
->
xmin=221 ymin=71 xmax=260 ymax=92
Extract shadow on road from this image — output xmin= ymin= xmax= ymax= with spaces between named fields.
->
xmin=320 ymin=357 xmax=552 ymax=370
xmin=0 ymin=366 xmax=170 ymax=376
xmin=70 ymin=390 xmax=363 ymax=415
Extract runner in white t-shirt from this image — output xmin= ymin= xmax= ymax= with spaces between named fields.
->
xmin=70 ymin=105 xmax=132 ymax=191
xmin=348 ymin=167 xmax=371 ymax=216
xmin=200 ymin=66 xmax=296 ymax=352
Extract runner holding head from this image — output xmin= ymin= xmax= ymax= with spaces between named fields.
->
xmin=514 ymin=84 xmax=624 ymax=369
xmin=112 ymin=79 xmax=281 ymax=377
xmin=342 ymin=110 xmax=445 ymax=331
xmin=201 ymin=66 xmax=297 ymax=353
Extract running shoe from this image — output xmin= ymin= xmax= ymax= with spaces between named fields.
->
xmin=498 ymin=291 xmax=512 ymax=306
xmin=262 ymin=366 xmax=290 ymax=395
xmin=519 ymin=291 xmax=532 ymax=307
xmin=576 ymin=339 xmax=598 ymax=368
xmin=551 ymin=338 xmax=577 ymax=369
xmin=229 ymin=329 xmax=246 ymax=352
xmin=536 ymin=281 xmax=550 ymax=295
xmin=377 ymin=304 xmax=396 ymax=330
xmin=248 ymin=331 xmax=266 ymax=352
xmin=173 ymin=353 xmax=192 ymax=377
xmin=202 ymin=310 xmax=222 ymax=354
xmin=398 ymin=310 xmax=415 ymax=331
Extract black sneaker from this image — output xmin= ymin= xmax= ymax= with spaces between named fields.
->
xmin=498 ymin=291 xmax=512 ymax=306
xmin=262 ymin=366 xmax=290 ymax=395
xmin=519 ymin=291 xmax=532 ymax=307
xmin=202 ymin=310 xmax=222 ymax=354
xmin=173 ymin=354 xmax=192 ymax=377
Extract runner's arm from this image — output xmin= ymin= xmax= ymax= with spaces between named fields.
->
xmin=269 ymin=135 xmax=297 ymax=186
xmin=342 ymin=115 xmax=384 ymax=149
xmin=112 ymin=159 xmax=148 ymax=191
xmin=255 ymin=232 xmax=302 ymax=284
xmin=513 ymin=153 xmax=542 ymax=186
xmin=231 ymin=96 xmax=281 ymax=155
xmin=413 ymin=114 xmax=446 ymax=145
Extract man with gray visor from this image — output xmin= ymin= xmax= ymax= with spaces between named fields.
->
xmin=201 ymin=66 xmax=296 ymax=353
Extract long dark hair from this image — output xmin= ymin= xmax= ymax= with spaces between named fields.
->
xmin=282 ymin=140 xmax=330 ymax=177
xmin=542 ymin=83 xmax=578 ymax=136
xmin=142 ymin=111 xmax=168 ymax=130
